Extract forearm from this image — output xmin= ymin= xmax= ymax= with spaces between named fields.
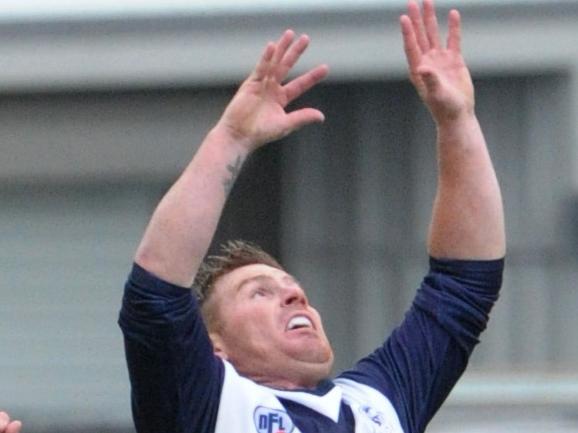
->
xmin=135 ymin=126 xmax=251 ymax=287
xmin=428 ymin=112 xmax=505 ymax=260
xmin=133 ymin=32 xmax=327 ymax=287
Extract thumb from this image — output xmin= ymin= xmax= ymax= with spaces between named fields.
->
xmin=417 ymin=67 xmax=440 ymax=94
xmin=286 ymin=108 xmax=325 ymax=132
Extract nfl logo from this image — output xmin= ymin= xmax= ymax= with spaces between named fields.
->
xmin=253 ymin=406 xmax=294 ymax=433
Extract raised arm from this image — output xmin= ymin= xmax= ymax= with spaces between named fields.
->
xmin=134 ymin=31 xmax=329 ymax=286
xmin=401 ymin=0 xmax=505 ymax=260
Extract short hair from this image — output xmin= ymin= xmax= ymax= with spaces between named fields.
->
xmin=194 ymin=239 xmax=284 ymax=306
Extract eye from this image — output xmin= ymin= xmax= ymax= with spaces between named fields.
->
xmin=251 ymin=287 xmax=270 ymax=298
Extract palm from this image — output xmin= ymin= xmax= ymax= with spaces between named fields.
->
xmin=219 ymin=31 xmax=328 ymax=150
xmin=401 ymin=0 xmax=474 ymax=122
xmin=226 ymin=78 xmax=291 ymax=142
xmin=413 ymin=49 xmax=474 ymax=119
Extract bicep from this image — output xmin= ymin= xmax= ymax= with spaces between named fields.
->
xmin=119 ymin=264 xmax=224 ymax=433
xmin=122 ymin=320 xmax=224 ymax=433
xmin=338 ymin=258 xmax=502 ymax=433
xmin=339 ymin=306 xmax=466 ymax=433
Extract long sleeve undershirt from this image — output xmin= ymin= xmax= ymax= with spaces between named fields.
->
xmin=119 ymin=257 xmax=503 ymax=433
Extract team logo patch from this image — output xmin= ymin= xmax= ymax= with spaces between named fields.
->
xmin=253 ymin=406 xmax=294 ymax=433
xmin=360 ymin=405 xmax=385 ymax=426
xmin=358 ymin=405 xmax=395 ymax=432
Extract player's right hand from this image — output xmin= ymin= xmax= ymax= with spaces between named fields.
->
xmin=0 ymin=411 xmax=22 ymax=433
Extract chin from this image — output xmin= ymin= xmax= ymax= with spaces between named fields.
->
xmin=293 ymin=347 xmax=334 ymax=377
xmin=297 ymin=341 xmax=333 ymax=364
xmin=236 ymin=351 xmax=335 ymax=390
xmin=293 ymin=360 xmax=334 ymax=389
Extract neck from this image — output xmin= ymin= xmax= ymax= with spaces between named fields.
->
xmin=242 ymin=368 xmax=325 ymax=391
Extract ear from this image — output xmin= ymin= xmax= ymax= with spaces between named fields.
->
xmin=209 ymin=332 xmax=229 ymax=360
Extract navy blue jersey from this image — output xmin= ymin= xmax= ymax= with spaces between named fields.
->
xmin=119 ymin=257 xmax=503 ymax=433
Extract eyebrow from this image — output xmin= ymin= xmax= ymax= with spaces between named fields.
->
xmin=236 ymin=274 xmax=299 ymax=292
xmin=237 ymin=275 xmax=272 ymax=293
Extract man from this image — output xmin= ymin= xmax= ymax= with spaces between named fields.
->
xmin=119 ymin=1 xmax=505 ymax=432
xmin=0 ymin=412 xmax=21 ymax=433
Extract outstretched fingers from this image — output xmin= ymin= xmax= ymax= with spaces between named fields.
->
xmin=407 ymin=0 xmax=429 ymax=52
xmin=284 ymin=64 xmax=329 ymax=104
xmin=253 ymin=30 xmax=312 ymax=84
xmin=446 ymin=9 xmax=462 ymax=52
xmin=400 ymin=14 xmax=422 ymax=75
xmin=283 ymin=63 xmax=328 ymax=132
xmin=252 ymin=42 xmax=276 ymax=81
xmin=285 ymin=107 xmax=325 ymax=133
xmin=276 ymin=34 xmax=311 ymax=82
xmin=422 ymin=0 xmax=441 ymax=49
xmin=272 ymin=29 xmax=295 ymax=65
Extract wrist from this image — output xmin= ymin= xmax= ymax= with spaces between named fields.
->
xmin=434 ymin=107 xmax=477 ymax=131
xmin=434 ymin=109 xmax=486 ymax=157
xmin=207 ymin=123 xmax=255 ymax=157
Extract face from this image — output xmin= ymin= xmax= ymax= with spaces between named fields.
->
xmin=208 ymin=264 xmax=334 ymax=389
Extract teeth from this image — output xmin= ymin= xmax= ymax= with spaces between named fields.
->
xmin=287 ymin=316 xmax=313 ymax=330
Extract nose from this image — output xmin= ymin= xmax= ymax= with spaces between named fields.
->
xmin=281 ymin=284 xmax=307 ymax=307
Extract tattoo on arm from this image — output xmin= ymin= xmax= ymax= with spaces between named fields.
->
xmin=223 ymin=155 xmax=244 ymax=197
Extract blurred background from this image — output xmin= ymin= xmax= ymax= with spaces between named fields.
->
xmin=0 ymin=0 xmax=577 ymax=432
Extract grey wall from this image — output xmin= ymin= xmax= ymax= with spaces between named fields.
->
xmin=281 ymin=75 xmax=578 ymax=374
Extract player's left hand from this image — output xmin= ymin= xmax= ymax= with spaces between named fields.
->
xmin=400 ymin=0 xmax=474 ymax=124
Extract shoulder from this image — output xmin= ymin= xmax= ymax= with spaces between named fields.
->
xmin=334 ymin=378 xmax=404 ymax=433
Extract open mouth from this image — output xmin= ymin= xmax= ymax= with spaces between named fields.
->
xmin=286 ymin=315 xmax=313 ymax=331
